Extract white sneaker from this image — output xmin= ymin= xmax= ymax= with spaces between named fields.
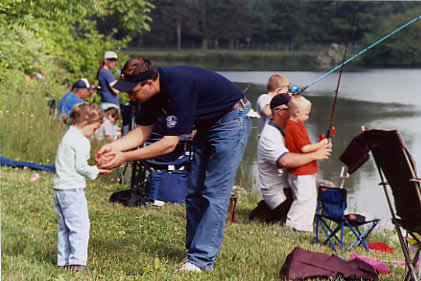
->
xmin=178 ymin=257 xmax=188 ymax=265
xmin=178 ymin=262 xmax=203 ymax=272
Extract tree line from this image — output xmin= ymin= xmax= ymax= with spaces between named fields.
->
xmin=2 ymin=0 xmax=421 ymax=80
xmin=134 ymin=0 xmax=421 ymax=66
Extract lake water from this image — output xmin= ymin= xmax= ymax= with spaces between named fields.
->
xmin=219 ymin=69 xmax=421 ymax=220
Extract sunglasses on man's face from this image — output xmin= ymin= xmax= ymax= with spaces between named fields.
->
xmin=128 ymin=89 xmax=137 ymax=96
xmin=127 ymin=81 xmax=149 ymax=96
xmin=273 ymin=106 xmax=288 ymax=112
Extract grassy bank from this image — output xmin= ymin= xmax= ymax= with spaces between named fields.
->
xmin=0 ymin=72 xmax=68 ymax=165
xmin=123 ymin=49 xmax=320 ymax=71
xmin=1 ymin=167 xmax=406 ymax=280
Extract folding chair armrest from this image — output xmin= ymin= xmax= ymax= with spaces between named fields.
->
xmin=409 ymin=178 xmax=421 ymax=183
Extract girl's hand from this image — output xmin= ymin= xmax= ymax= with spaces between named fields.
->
xmin=97 ymin=167 xmax=113 ymax=175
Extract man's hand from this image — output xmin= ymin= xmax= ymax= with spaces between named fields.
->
xmin=99 ymin=151 xmax=127 ymax=170
xmin=96 ymin=144 xmax=114 ymax=165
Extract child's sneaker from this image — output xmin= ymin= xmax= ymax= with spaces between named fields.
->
xmin=69 ymin=265 xmax=92 ymax=276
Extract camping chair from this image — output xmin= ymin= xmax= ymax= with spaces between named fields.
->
xmin=130 ymin=136 xmax=194 ymax=204
xmin=114 ymin=102 xmax=140 ymax=184
xmin=341 ymin=129 xmax=421 ymax=281
xmin=315 ymin=186 xmax=380 ymax=252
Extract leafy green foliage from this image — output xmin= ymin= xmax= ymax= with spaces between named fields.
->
xmin=362 ymin=8 xmax=421 ymax=66
xmin=0 ymin=0 xmax=152 ymax=83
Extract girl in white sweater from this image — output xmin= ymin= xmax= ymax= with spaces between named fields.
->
xmin=53 ymin=103 xmax=110 ymax=275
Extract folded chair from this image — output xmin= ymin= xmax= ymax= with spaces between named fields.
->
xmin=315 ymin=186 xmax=379 ymax=252
xmin=341 ymin=129 xmax=421 ymax=281
xmin=114 ymin=103 xmax=139 ymax=184
xmin=130 ymin=136 xmax=194 ymax=204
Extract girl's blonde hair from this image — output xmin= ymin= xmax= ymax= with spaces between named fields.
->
xmin=70 ymin=103 xmax=103 ymax=126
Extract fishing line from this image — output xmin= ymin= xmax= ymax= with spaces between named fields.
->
xmin=325 ymin=7 xmax=359 ymax=139
xmin=295 ymin=15 xmax=421 ymax=95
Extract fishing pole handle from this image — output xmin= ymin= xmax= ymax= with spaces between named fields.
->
xmin=319 ymin=134 xmax=326 ymax=142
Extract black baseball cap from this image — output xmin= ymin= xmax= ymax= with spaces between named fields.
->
xmin=72 ymin=79 xmax=94 ymax=90
xmin=114 ymin=70 xmax=156 ymax=93
xmin=270 ymin=94 xmax=291 ymax=110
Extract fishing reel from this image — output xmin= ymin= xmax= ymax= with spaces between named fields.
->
xmin=288 ymin=84 xmax=300 ymax=94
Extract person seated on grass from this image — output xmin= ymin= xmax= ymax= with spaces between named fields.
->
xmin=53 ymin=103 xmax=110 ymax=275
xmin=95 ymin=107 xmax=120 ymax=143
xmin=57 ymin=79 xmax=95 ymax=123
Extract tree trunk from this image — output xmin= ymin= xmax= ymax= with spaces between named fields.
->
xmin=229 ymin=39 xmax=234 ymax=49
xmin=176 ymin=21 xmax=182 ymax=50
xmin=202 ymin=39 xmax=208 ymax=49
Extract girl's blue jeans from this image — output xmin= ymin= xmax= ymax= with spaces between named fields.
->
xmin=54 ymin=188 xmax=90 ymax=266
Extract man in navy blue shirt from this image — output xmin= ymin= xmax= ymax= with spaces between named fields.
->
xmin=96 ymin=57 xmax=252 ymax=272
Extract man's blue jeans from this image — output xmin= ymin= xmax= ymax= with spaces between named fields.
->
xmin=54 ymin=188 xmax=90 ymax=266
xmin=185 ymin=100 xmax=252 ymax=270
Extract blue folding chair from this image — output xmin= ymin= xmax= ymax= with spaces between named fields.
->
xmin=130 ymin=136 xmax=194 ymax=204
xmin=114 ymin=102 xmax=140 ymax=184
xmin=315 ymin=186 xmax=379 ymax=252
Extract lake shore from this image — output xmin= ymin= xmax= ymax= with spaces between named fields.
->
xmin=123 ymin=48 xmax=321 ymax=71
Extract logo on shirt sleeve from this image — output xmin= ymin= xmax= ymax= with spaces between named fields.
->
xmin=166 ymin=115 xmax=178 ymax=128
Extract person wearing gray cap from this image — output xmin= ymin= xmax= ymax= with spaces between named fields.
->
xmin=96 ymin=51 xmax=120 ymax=111
xmin=251 ymin=94 xmax=332 ymax=226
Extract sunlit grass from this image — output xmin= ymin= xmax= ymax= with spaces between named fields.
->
xmin=0 ymin=68 xmax=410 ymax=281
xmin=0 ymin=72 xmax=67 ymax=164
xmin=1 ymin=167 xmax=407 ymax=280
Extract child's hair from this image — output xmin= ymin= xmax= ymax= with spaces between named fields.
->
xmin=288 ymin=95 xmax=311 ymax=115
xmin=70 ymin=103 xmax=103 ymax=126
xmin=267 ymin=74 xmax=290 ymax=92
xmin=104 ymin=107 xmax=120 ymax=121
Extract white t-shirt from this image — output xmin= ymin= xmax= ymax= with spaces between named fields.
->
xmin=257 ymin=121 xmax=289 ymax=209
xmin=95 ymin=119 xmax=114 ymax=141
xmin=256 ymin=94 xmax=272 ymax=136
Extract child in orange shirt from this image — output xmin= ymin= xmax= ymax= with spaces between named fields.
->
xmin=284 ymin=95 xmax=328 ymax=232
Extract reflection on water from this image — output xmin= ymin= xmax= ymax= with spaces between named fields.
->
xmin=222 ymin=69 xmax=421 ymax=219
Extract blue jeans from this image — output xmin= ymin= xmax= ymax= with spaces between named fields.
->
xmin=54 ymin=188 xmax=90 ymax=266
xmin=185 ymin=100 xmax=252 ymax=270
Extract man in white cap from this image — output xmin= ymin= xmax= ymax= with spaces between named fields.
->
xmin=97 ymin=51 xmax=120 ymax=111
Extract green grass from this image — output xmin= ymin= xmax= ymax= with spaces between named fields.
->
xmin=0 ymin=61 xmax=410 ymax=280
xmin=0 ymin=71 xmax=67 ymax=164
xmin=1 ymin=167 xmax=407 ymax=280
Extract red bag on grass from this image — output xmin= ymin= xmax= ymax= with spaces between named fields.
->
xmin=279 ymin=247 xmax=378 ymax=280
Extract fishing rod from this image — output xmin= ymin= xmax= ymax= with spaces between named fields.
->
xmin=323 ymin=7 xmax=359 ymax=140
xmin=323 ymin=43 xmax=348 ymax=139
xmin=293 ymin=15 xmax=421 ymax=95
